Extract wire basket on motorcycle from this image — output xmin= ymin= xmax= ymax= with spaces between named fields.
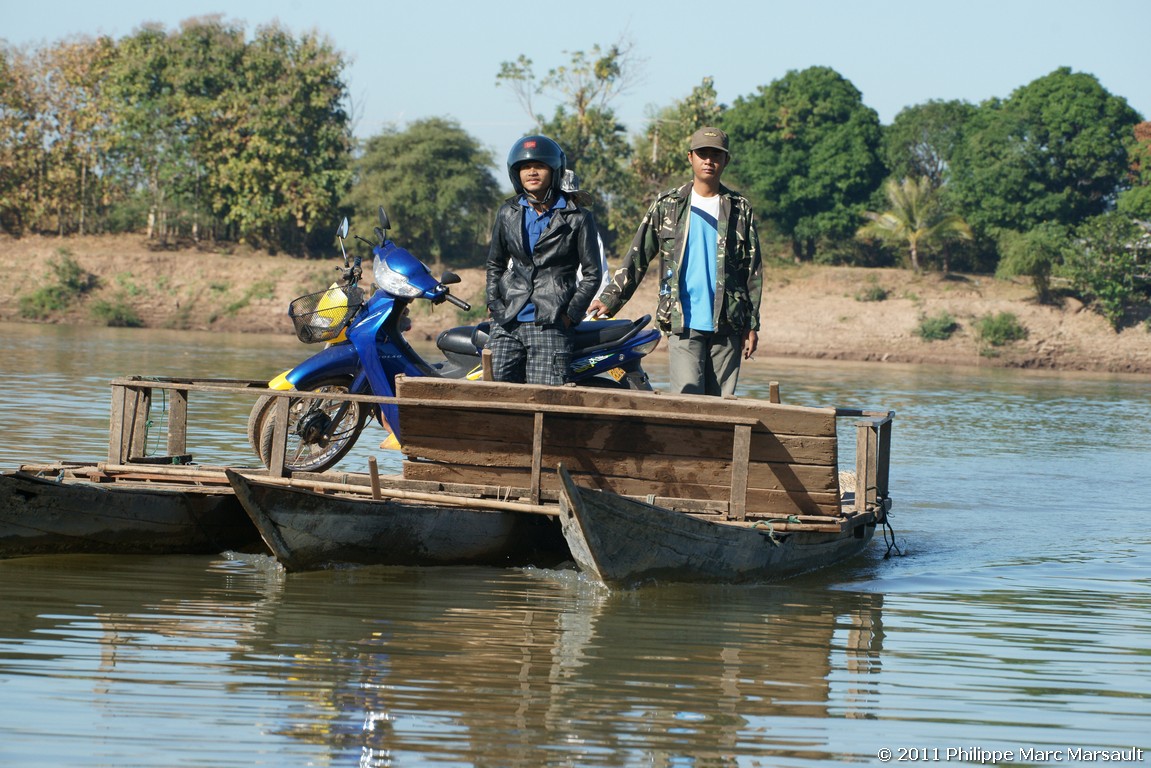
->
xmin=288 ymin=285 xmax=363 ymax=343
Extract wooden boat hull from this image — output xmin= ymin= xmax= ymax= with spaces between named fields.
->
xmin=226 ymin=470 xmax=570 ymax=572
xmin=558 ymin=468 xmax=875 ymax=588
xmin=0 ymin=471 xmax=259 ymax=559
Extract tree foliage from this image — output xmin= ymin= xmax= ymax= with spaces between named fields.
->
xmin=4 ymin=26 xmax=1148 ymax=287
xmin=632 ymin=78 xmax=724 ymax=196
xmin=995 ymin=222 xmax=1071 ymax=304
xmin=344 ymin=118 xmax=500 ymax=268
xmin=722 ymin=66 xmax=885 ymax=261
xmin=0 ymin=44 xmax=44 ymax=234
xmin=2 ymin=18 xmax=352 ymax=252
xmin=950 ymin=68 xmax=1141 ymax=237
xmin=1117 ymin=121 xmax=1151 ymax=219
xmin=1064 ymin=213 xmax=1150 ymax=330
xmin=211 ymin=23 xmax=353 ymax=251
xmin=882 ymin=99 xmax=976 ymax=189
xmin=102 ymin=23 xmax=213 ymax=239
xmin=857 ymin=176 xmax=973 ymax=272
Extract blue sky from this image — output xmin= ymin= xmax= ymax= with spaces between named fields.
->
xmin=4 ymin=0 xmax=1147 ymax=160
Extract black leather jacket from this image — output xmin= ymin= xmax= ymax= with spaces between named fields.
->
xmin=485 ymin=195 xmax=602 ymax=327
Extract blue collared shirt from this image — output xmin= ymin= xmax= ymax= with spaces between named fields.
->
xmin=516 ymin=194 xmax=567 ymax=321
xmin=519 ymin=193 xmax=567 ymax=252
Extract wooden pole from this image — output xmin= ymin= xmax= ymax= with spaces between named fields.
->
xmin=481 ymin=348 xmax=494 ymax=381
xmin=368 ymin=456 xmax=382 ymax=500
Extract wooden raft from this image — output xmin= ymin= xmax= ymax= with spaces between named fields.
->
xmin=93 ymin=374 xmax=890 ymax=531
xmin=395 ymin=377 xmax=881 ymax=524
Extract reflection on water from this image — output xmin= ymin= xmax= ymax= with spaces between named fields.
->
xmin=1 ymin=322 xmax=1150 ymax=765
xmin=0 ymin=554 xmax=888 ymax=766
xmin=3 ymin=551 xmax=1149 ymax=766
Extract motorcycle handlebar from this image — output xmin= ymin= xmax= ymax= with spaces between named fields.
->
xmin=445 ymin=294 xmax=471 ymax=311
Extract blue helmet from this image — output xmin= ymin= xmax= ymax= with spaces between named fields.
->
xmin=507 ymin=135 xmax=567 ymax=198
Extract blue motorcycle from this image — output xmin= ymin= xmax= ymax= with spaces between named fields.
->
xmin=247 ymin=207 xmax=660 ymax=473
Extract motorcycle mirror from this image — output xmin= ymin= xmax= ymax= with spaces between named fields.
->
xmin=377 ymin=206 xmax=391 ymax=232
xmin=440 ymin=270 xmax=462 ymax=286
xmin=336 ymin=217 xmax=350 ymax=264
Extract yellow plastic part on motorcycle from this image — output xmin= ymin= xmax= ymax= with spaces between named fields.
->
xmin=267 ymin=370 xmax=294 ymax=390
xmin=315 ymin=284 xmax=351 ymax=344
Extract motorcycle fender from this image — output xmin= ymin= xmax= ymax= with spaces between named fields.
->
xmin=277 ymin=342 xmax=361 ymax=390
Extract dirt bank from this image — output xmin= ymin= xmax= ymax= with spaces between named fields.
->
xmin=1 ymin=233 xmax=1148 ymax=374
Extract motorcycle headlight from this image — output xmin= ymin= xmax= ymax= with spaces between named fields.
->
xmin=373 ymin=255 xmax=423 ymax=298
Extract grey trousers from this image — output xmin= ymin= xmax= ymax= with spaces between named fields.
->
xmin=665 ymin=328 xmax=742 ymax=396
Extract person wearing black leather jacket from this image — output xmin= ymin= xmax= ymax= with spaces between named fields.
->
xmin=485 ymin=135 xmax=602 ymax=385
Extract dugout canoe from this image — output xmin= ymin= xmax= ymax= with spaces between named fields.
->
xmin=225 ymin=469 xmax=569 ymax=572
xmin=555 ymin=464 xmax=883 ymax=588
xmin=0 ymin=467 xmax=260 ymax=559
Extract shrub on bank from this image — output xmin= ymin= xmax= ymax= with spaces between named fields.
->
xmin=975 ymin=312 xmax=1028 ymax=347
xmin=914 ymin=312 xmax=959 ymax=341
xmin=18 ymin=251 xmax=97 ymax=320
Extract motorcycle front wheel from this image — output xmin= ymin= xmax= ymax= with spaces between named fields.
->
xmin=250 ymin=377 xmax=370 ymax=473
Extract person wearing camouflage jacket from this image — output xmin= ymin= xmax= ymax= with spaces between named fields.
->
xmin=589 ymin=126 xmax=763 ymax=396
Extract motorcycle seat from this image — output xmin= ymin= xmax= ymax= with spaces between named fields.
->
xmin=436 ymin=314 xmax=652 ymax=356
xmin=573 ymin=314 xmax=652 ymax=353
xmin=437 ymin=322 xmax=491 ymax=355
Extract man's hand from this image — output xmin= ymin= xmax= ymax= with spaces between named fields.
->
xmin=586 ymin=299 xmax=610 ymax=319
xmin=743 ymin=329 xmax=759 ymax=360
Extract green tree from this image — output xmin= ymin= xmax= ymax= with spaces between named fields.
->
xmin=3 ymin=20 xmax=354 ymax=249
xmin=882 ymin=99 xmax=976 ymax=189
xmin=857 ymin=176 xmax=973 ymax=273
xmin=345 ymin=118 xmax=500 ymax=268
xmin=722 ymin=66 xmax=885 ymax=261
xmin=101 ymin=24 xmax=195 ymax=239
xmin=995 ymin=223 xmax=1071 ymax=304
xmin=97 ymin=19 xmax=351 ymax=250
xmin=632 ymin=78 xmax=724 ymax=197
xmin=38 ymin=36 xmax=117 ymax=235
xmin=1117 ymin=121 xmax=1151 ymax=219
xmin=950 ymin=68 xmax=1141 ymax=236
xmin=0 ymin=44 xmax=44 ymax=234
xmin=163 ymin=16 xmax=248 ymax=241
xmin=1064 ymin=212 xmax=1150 ymax=330
xmin=210 ymin=23 xmax=353 ymax=251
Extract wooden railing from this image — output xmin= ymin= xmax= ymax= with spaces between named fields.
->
xmin=106 ymin=376 xmax=893 ymax=526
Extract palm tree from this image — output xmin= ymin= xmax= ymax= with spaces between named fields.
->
xmin=857 ymin=176 xmax=973 ymax=272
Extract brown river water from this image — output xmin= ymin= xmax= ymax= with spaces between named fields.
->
xmin=1 ymin=322 xmax=1149 ymax=766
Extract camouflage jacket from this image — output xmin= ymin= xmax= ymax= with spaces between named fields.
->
xmin=598 ymin=182 xmax=762 ymax=335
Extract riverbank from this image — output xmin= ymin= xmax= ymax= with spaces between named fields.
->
xmin=1 ymin=233 xmax=1147 ymax=374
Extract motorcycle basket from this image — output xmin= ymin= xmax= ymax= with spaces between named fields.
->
xmin=289 ymin=286 xmax=362 ymax=343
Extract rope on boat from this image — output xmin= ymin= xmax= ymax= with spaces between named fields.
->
xmin=881 ymin=508 xmax=904 ymax=559
xmin=751 ymin=516 xmax=800 ymax=546
xmin=140 ymin=383 xmax=168 ymax=457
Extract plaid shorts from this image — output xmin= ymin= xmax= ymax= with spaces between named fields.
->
xmin=488 ymin=321 xmax=573 ymax=386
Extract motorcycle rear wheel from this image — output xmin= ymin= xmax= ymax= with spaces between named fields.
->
xmin=253 ymin=377 xmax=370 ymax=473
